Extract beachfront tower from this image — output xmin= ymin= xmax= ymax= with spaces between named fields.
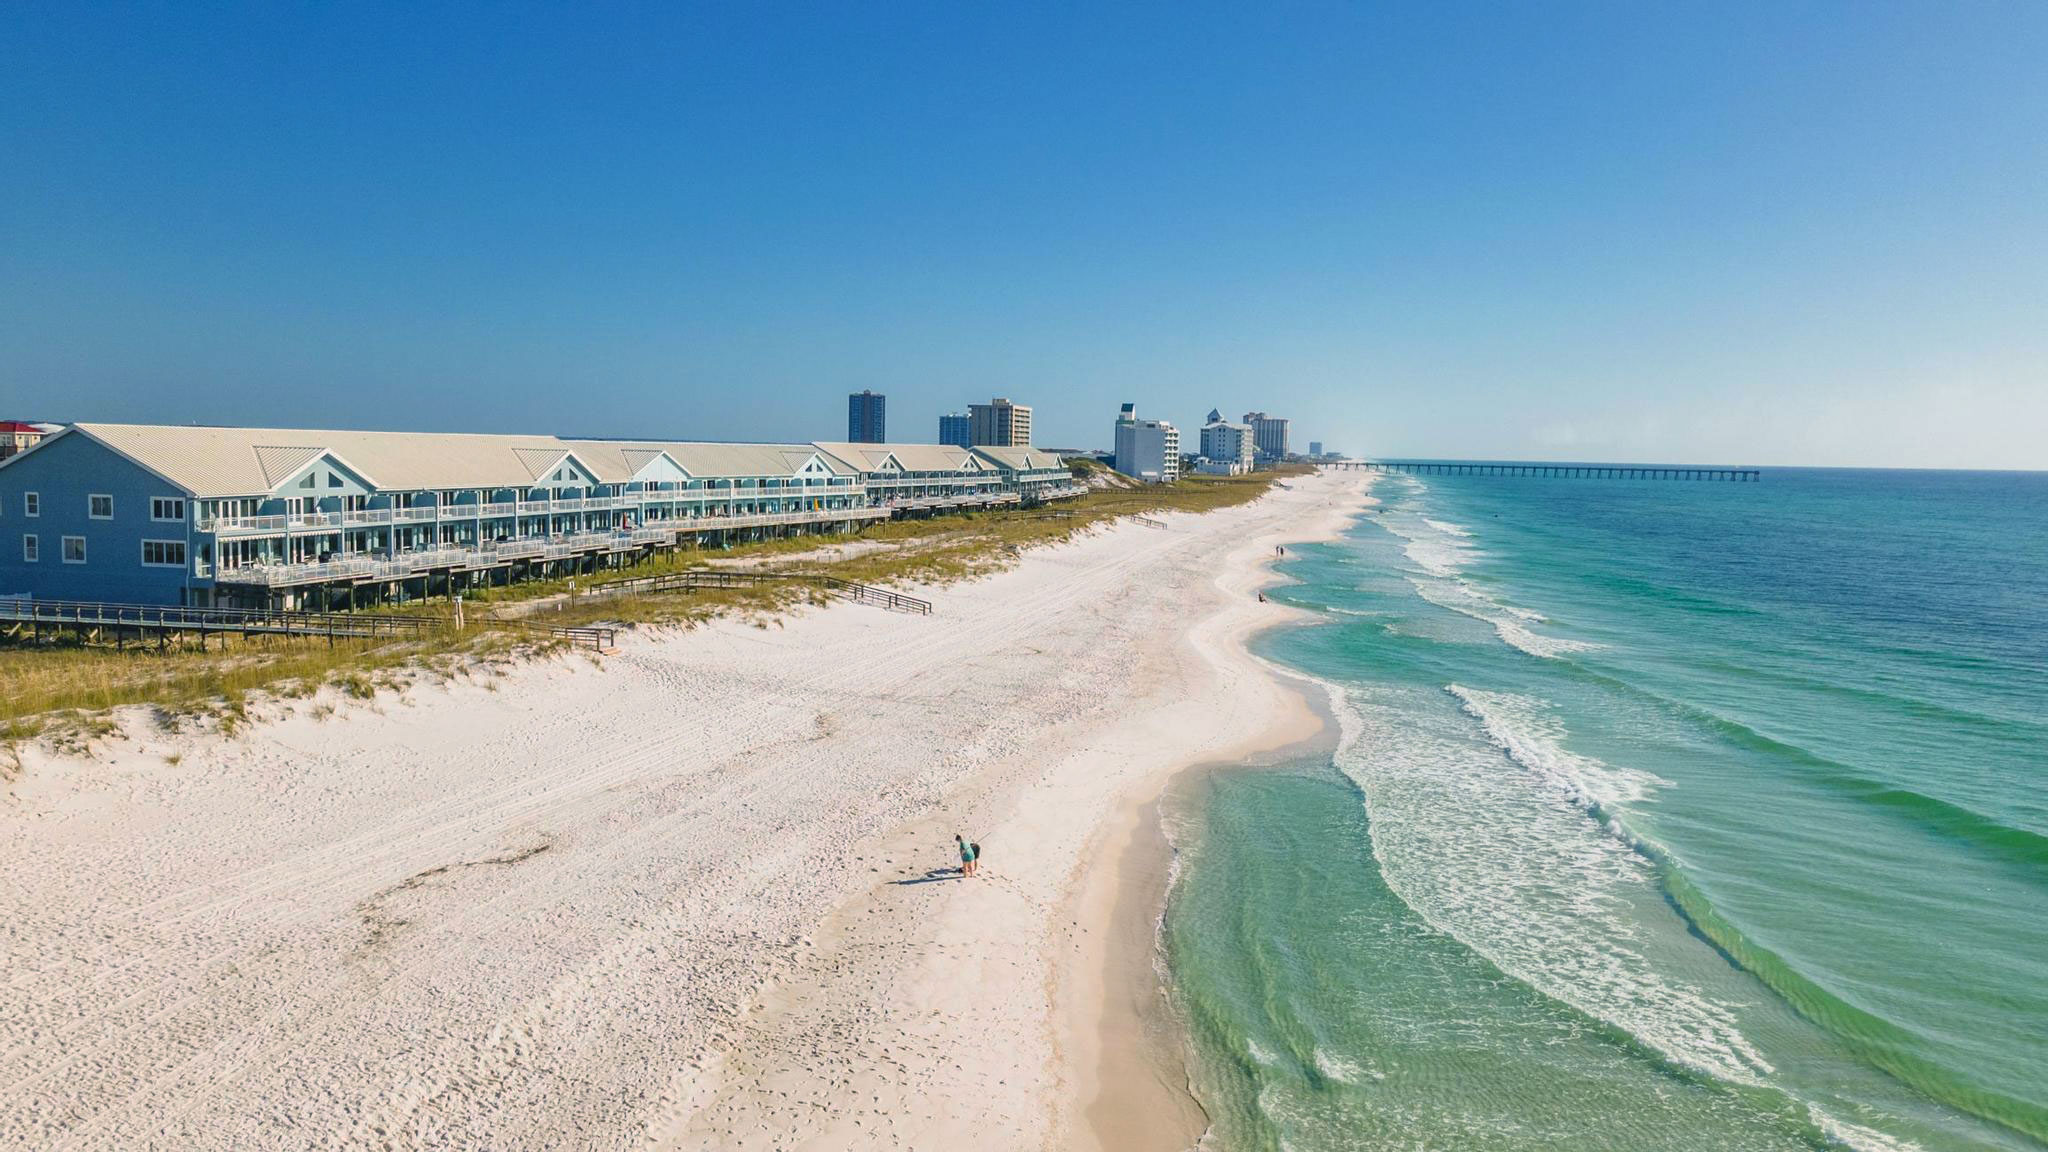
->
xmin=1113 ymin=404 xmax=1181 ymax=484
xmin=968 ymin=397 xmax=1031 ymax=447
xmin=847 ymin=391 xmax=886 ymax=443
xmin=938 ymin=412 xmax=972 ymax=449
xmin=1242 ymin=412 xmax=1291 ymax=462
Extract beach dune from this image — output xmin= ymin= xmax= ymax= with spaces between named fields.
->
xmin=0 ymin=470 xmax=1365 ymax=1151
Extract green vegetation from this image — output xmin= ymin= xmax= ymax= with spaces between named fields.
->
xmin=0 ymin=469 xmax=1297 ymax=738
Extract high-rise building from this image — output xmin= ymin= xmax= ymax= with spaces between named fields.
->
xmin=1241 ymin=412 xmax=1291 ymax=460
xmin=1200 ymin=417 xmax=1256 ymax=466
xmin=1113 ymin=403 xmax=1181 ymax=483
xmin=968 ymin=397 xmax=1032 ymax=447
xmin=938 ymin=412 xmax=972 ymax=448
xmin=1309 ymin=441 xmax=1323 ymax=457
xmin=847 ymin=391 xmax=886 ymax=443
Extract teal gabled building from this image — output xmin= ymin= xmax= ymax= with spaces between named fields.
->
xmin=0 ymin=423 xmax=1081 ymax=609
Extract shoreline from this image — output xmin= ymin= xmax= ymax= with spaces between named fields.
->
xmin=0 ymin=470 xmax=1370 ymax=1151
xmin=652 ymin=471 xmax=1373 ymax=1151
xmin=1064 ymin=479 xmax=1373 ymax=1152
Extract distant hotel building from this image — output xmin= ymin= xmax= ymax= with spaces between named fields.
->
xmin=938 ymin=412 xmax=972 ymax=449
xmin=0 ymin=424 xmax=1080 ymax=609
xmin=1113 ymin=403 xmax=1180 ymax=484
xmin=1309 ymin=440 xmax=1323 ymax=457
xmin=1242 ymin=411 xmax=1291 ymax=462
xmin=968 ymin=397 xmax=1031 ymax=447
xmin=847 ymin=391 xmax=886 ymax=443
xmin=1199 ymin=410 xmax=1256 ymax=473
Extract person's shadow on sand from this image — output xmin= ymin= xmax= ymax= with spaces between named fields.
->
xmin=893 ymin=867 xmax=964 ymax=885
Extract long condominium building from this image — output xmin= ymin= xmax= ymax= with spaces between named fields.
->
xmin=967 ymin=397 xmax=1031 ymax=447
xmin=0 ymin=424 xmax=1077 ymax=609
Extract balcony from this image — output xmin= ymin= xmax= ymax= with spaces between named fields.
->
xmin=195 ymin=489 xmax=871 ymax=537
xmin=207 ymin=509 xmax=888 ymax=588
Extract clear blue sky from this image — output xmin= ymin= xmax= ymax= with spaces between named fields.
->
xmin=3 ymin=3 xmax=2043 ymax=466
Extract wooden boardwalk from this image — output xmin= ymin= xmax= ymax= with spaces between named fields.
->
xmin=0 ymin=598 xmax=615 ymax=651
xmin=1325 ymin=460 xmax=1760 ymax=481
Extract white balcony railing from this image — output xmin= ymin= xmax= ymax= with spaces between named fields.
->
xmin=208 ymin=507 xmax=892 ymax=587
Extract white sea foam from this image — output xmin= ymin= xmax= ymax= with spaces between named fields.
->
xmin=1399 ymin=535 xmax=1472 ymax=578
xmin=1246 ymin=1037 xmax=1280 ymax=1067
xmin=1406 ymin=576 xmax=1598 ymax=660
xmin=1375 ymin=507 xmax=1590 ymax=657
xmin=1449 ymin=685 xmax=1664 ymax=810
xmin=1322 ymin=678 xmax=1775 ymax=1089
xmin=1807 ymin=1105 xmax=1925 ymax=1152
xmin=1312 ymin=1047 xmax=1371 ymax=1085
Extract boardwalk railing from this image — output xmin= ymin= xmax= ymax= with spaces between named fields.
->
xmin=0 ymin=597 xmax=618 ymax=652
xmin=0 ymin=597 xmax=438 ymax=644
xmin=1131 ymin=515 xmax=1167 ymax=530
xmin=582 ymin=569 xmax=933 ymax=616
xmin=492 ymin=620 xmax=619 ymax=651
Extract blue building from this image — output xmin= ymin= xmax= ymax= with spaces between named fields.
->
xmin=938 ymin=413 xmax=971 ymax=449
xmin=0 ymin=423 xmax=1082 ymax=608
xmin=847 ymin=391 xmax=886 ymax=443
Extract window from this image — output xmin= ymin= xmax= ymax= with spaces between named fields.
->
xmin=152 ymin=497 xmax=186 ymax=522
xmin=141 ymin=540 xmax=187 ymax=567
xmin=21 ymin=535 xmax=36 ymax=563
xmin=328 ymin=474 xmax=342 ymax=488
xmin=61 ymin=535 xmax=86 ymax=564
xmin=299 ymin=473 xmax=316 ymax=488
xmin=89 ymin=494 xmax=113 ymax=519
xmin=23 ymin=492 xmax=37 ymax=517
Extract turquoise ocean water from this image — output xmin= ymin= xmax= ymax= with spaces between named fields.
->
xmin=1164 ymin=469 xmax=2047 ymax=1151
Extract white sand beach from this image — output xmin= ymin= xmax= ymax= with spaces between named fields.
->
xmin=0 ymin=470 xmax=1367 ymax=1151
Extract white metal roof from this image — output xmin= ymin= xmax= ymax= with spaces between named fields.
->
xmin=971 ymin=446 xmax=1068 ymax=472
xmin=20 ymin=424 xmax=943 ymax=496
xmin=567 ymin=440 xmax=858 ymax=480
xmin=68 ymin=423 xmax=583 ymax=496
xmin=814 ymin=442 xmax=986 ymax=475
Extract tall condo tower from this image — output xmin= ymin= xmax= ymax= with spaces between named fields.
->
xmin=968 ymin=397 xmax=1032 ymax=447
xmin=938 ymin=412 xmax=972 ymax=448
xmin=1113 ymin=402 xmax=1181 ymax=483
xmin=847 ymin=391 xmax=887 ymax=443
xmin=1241 ymin=412 xmax=1291 ymax=461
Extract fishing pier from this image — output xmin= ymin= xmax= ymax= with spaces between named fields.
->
xmin=1325 ymin=460 xmax=1760 ymax=481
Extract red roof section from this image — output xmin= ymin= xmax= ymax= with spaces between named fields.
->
xmin=0 ymin=421 xmax=47 ymax=433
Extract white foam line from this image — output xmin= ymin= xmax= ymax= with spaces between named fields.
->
xmin=1406 ymin=576 xmax=1598 ymax=659
xmin=1299 ymin=673 xmax=1915 ymax=1152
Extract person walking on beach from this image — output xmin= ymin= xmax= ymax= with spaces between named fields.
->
xmin=956 ymin=834 xmax=977 ymax=877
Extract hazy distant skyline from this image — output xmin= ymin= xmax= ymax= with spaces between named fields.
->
xmin=3 ymin=4 xmax=2044 ymax=467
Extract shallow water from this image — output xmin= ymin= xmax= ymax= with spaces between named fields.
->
xmin=1165 ymin=469 xmax=2048 ymax=1151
